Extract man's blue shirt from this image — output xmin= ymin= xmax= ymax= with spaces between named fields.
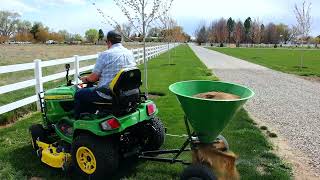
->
xmin=92 ymin=43 xmax=136 ymax=98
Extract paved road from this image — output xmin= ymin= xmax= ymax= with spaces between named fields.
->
xmin=189 ymin=44 xmax=320 ymax=177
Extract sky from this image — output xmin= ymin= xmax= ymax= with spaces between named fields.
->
xmin=1 ymin=0 xmax=320 ymax=36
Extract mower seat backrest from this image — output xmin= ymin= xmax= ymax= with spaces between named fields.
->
xmin=109 ymin=67 xmax=142 ymax=95
xmin=108 ymin=67 xmax=142 ymax=115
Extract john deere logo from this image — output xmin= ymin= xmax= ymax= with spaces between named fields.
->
xmin=45 ymin=95 xmax=73 ymax=100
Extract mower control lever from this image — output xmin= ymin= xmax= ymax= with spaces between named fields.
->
xmin=65 ymin=64 xmax=72 ymax=86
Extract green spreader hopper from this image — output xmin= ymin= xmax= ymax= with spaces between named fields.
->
xmin=169 ymin=80 xmax=254 ymax=143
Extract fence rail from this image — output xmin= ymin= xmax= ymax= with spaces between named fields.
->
xmin=0 ymin=43 xmax=178 ymax=115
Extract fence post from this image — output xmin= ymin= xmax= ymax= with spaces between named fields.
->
xmin=34 ymin=59 xmax=43 ymax=111
xmin=156 ymin=46 xmax=159 ymax=56
xmin=74 ymin=55 xmax=79 ymax=84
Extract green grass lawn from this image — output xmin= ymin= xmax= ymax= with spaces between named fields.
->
xmin=0 ymin=45 xmax=291 ymax=179
xmin=210 ymin=47 xmax=320 ymax=77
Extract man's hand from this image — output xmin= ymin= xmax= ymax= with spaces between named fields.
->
xmin=81 ymin=73 xmax=100 ymax=83
xmin=81 ymin=76 xmax=88 ymax=83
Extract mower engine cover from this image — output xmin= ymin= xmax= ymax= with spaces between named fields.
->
xmin=44 ymin=85 xmax=76 ymax=124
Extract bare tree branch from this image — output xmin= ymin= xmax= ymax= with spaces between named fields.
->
xmin=294 ymin=1 xmax=312 ymax=39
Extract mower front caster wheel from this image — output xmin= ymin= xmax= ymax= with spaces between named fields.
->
xmin=72 ymin=134 xmax=119 ymax=179
xmin=180 ymin=163 xmax=217 ymax=180
xmin=29 ymin=124 xmax=47 ymax=151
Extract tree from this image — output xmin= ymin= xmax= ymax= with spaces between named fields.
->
xmin=294 ymin=1 xmax=312 ymax=43
xmin=234 ymin=21 xmax=244 ymax=46
xmin=36 ymin=28 xmax=49 ymax=43
xmin=227 ymin=17 xmax=235 ymax=43
xmin=183 ymin=33 xmax=191 ymax=42
xmin=17 ymin=20 xmax=32 ymax=34
xmin=293 ymin=1 xmax=312 ymax=69
xmin=30 ymin=22 xmax=42 ymax=40
xmin=312 ymin=35 xmax=320 ymax=48
xmin=73 ymin=34 xmax=83 ymax=41
xmin=85 ymin=29 xmax=99 ymax=43
xmin=14 ymin=20 xmax=33 ymax=42
xmin=0 ymin=11 xmax=20 ymax=39
xmin=265 ymin=23 xmax=279 ymax=44
xmin=207 ymin=21 xmax=217 ymax=44
xmin=159 ymin=15 xmax=177 ymax=64
xmin=276 ymin=24 xmax=293 ymax=44
xmin=109 ymin=0 xmax=174 ymax=94
xmin=121 ymin=23 xmax=132 ymax=41
xmin=0 ymin=34 xmax=9 ymax=43
xmin=98 ymin=29 xmax=104 ymax=41
xmin=251 ymin=18 xmax=262 ymax=44
xmin=171 ymin=26 xmax=186 ymax=42
xmin=148 ymin=27 xmax=161 ymax=37
xmin=58 ymin=30 xmax=71 ymax=42
xmin=14 ymin=32 xmax=33 ymax=42
xmin=69 ymin=34 xmax=83 ymax=42
xmin=195 ymin=24 xmax=207 ymax=45
xmin=260 ymin=24 xmax=265 ymax=43
xmin=49 ymin=32 xmax=64 ymax=42
xmin=162 ymin=18 xmax=178 ymax=42
xmin=215 ymin=18 xmax=228 ymax=45
xmin=157 ymin=3 xmax=176 ymax=63
xmin=244 ymin=17 xmax=252 ymax=43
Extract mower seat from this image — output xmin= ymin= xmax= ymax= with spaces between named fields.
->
xmin=94 ymin=67 xmax=142 ymax=115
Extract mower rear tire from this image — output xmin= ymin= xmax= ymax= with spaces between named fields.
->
xmin=72 ymin=134 xmax=119 ymax=179
xmin=29 ymin=124 xmax=47 ymax=151
xmin=180 ymin=163 xmax=217 ymax=180
xmin=141 ymin=117 xmax=165 ymax=151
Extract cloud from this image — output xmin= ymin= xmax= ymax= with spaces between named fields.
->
xmin=0 ymin=0 xmax=37 ymax=14
xmin=38 ymin=0 xmax=86 ymax=6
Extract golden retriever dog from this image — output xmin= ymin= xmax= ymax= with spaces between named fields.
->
xmin=192 ymin=142 xmax=240 ymax=180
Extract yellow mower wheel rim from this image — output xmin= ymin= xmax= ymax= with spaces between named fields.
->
xmin=76 ymin=147 xmax=97 ymax=174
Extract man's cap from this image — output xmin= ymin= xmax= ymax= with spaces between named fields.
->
xmin=106 ymin=30 xmax=122 ymax=43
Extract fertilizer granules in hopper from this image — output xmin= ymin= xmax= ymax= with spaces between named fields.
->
xmin=193 ymin=91 xmax=240 ymax=100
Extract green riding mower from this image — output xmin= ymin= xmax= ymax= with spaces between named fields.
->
xmin=30 ymin=64 xmax=254 ymax=179
xmin=29 ymin=64 xmax=165 ymax=178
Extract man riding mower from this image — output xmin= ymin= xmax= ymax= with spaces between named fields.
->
xmin=29 ymin=31 xmax=165 ymax=179
xmin=29 ymin=31 xmax=255 ymax=180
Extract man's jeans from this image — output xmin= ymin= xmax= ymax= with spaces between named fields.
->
xmin=74 ymin=87 xmax=109 ymax=119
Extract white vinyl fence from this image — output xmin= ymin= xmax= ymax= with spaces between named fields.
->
xmin=0 ymin=43 xmax=178 ymax=115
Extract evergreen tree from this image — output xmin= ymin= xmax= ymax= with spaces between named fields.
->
xmin=227 ymin=17 xmax=235 ymax=43
xmin=98 ymin=29 xmax=104 ymax=41
xmin=244 ymin=17 xmax=252 ymax=43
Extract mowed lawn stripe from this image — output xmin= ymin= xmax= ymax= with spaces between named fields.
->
xmin=0 ymin=45 xmax=291 ymax=179
xmin=210 ymin=47 xmax=320 ymax=77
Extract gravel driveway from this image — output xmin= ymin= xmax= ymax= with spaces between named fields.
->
xmin=189 ymin=44 xmax=320 ymax=177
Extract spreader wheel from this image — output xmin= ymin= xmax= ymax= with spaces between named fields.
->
xmin=180 ymin=163 xmax=217 ymax=180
